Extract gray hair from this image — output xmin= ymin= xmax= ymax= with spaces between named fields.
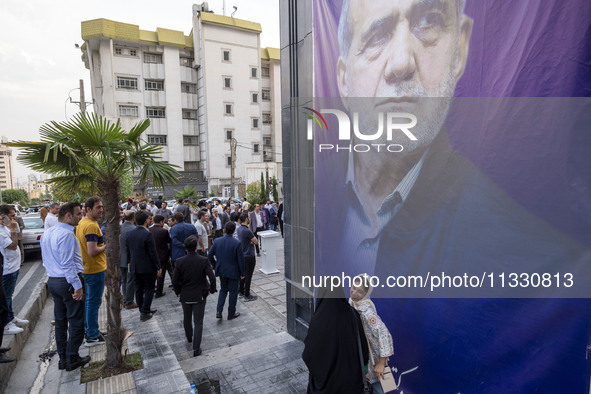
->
xmin=338 ymin=0 xmax=466 ymax=58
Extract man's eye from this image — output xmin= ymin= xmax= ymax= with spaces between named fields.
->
xmin=416 ymin=12 xmax=445 ymax=31
xmin=359 ymin=25 xmax=393 ymax=54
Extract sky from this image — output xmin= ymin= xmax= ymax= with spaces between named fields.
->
xmin=0 ymin=0 xmax=280 ymax=187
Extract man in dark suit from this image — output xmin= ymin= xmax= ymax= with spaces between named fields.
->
xmin=172 ymin=235 xmax=216 ymax=357
xmin=119 ymin=210 xmax=137 ymax=309
xmin=208 ymin=222 xmax=244 ymax=320
xmin=126 ymin=210 xmax=161 ymax=322
xmin=248 ymin=204 xmax=265 ymax=256
xmin=149 ymin=215 xmax=171 ymax=299
xmin=170 ymin=212 xmax=198 ymax=268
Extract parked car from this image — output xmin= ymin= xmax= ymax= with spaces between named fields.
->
xmin=26 ymin=205 xmax=43 ymax=214
xmin=22 ymin=216 xmax=44 ymax=252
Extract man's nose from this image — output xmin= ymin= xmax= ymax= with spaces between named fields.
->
xmin=383 ymin=21 xmax=416 ymax=84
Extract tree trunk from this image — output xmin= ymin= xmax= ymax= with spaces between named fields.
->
xmin=100 ymin=180 xmax=126 ymax=368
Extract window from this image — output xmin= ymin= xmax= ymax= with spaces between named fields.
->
xmin=224 ymin=103 xmax=233 ymax=115
xmin=144 ymin=53 xmax=162 ymax=64
xmin=262 ymin=66 xmax=270 ymax=78
xmin=253 ymin=144 xmax=260 ymax=153
xmin=145 ymin=80 xmax=164 ymax=91
xmin=226 ymin=130 xmax=233 ymax=140
xmin=183 ymin=110 xmax=197 ymax=119
xmin=181 ymin=83 xmax=197 ymax=93
xmin=146 ymin=107 xmax=165 ymax=118
xmin=117 ymin=76 xmax=138 ymax=90
xmin=114 ymin=46 xmax=138 ymax=57
xmin=223 ymin=77 xmax=232 ymax=89
xmin=251 ymin=67 xmax=257 ymax=78
xmin=184 ymin=161 xmax=200 ymax=171
xmin=252 ymin=118 xmax=259 ymax=129
xmin=226 ymin=156 xmax=232 ymax=166
xmin=264 ymin=137 xmax=271 ymax=146
xmin=263 ymin=112 xmax=272 ymax=124
xmin=262 ymin=89 xmax=271 ymax=101
xmin=119 ymin=105 xmax=138 ymax=117
xmin=180 ymin=57 xmax=193 ymax=67
xmin=183 ymin=135 xmax=199 ymax=145
xmin=252 ymin=93 xmax=258 ymax=103
xmin=222 ymin=50 xmax=230 ymax=62
xmin=147 ymin=135 xmax=167 ymax=145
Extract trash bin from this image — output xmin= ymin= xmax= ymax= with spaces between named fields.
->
xmin=257 ymin=230 xmax=281 ymax=275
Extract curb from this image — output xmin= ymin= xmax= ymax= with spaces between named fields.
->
xmin=0 ymin=274 xmax=49 ymax=394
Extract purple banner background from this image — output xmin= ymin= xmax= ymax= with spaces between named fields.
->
xmin=312 ymin=0 xmax=591 ymax=392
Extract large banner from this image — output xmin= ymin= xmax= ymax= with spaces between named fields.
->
xmin=311 ymin=0 xmax=591 ymax=392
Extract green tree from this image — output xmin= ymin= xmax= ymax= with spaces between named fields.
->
xmin=118 ymin=172 xmax=134 ymax=201
xmin=246 ymin=181 xmax=262 ymax=209
xmin=10 ymin=113 xmax=178 ymax=370
xmin=265 ymin=168 xmax=270 ymax=201
xmin=174 ymin=185 xmax=197 ymax=200
xmin=271 ymin=176 xmax=279 ymax=202
xmin=1 ymin=189 xmax=28 ymax=205
xmin=259 ymin=172 xmax=266 ymax=203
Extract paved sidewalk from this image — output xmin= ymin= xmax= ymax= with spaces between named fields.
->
xmin=44 ymin=234 xmax=308 ymax=393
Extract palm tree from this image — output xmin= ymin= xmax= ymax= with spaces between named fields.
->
xmin=10 ymin=113 xmax=179 ymax=369
xmin=174 ymin=185 xmax=197 ymax=200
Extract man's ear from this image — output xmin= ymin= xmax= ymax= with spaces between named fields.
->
xmin=337 ymin=56 xmax=349 ymax=110
xmin=454 ymin=15 xmax=473 ymax=82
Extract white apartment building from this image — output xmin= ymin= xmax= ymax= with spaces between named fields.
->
xmin=0 ymin=137 xmax=15 ymax=191
xmin=80 ymin=6 xmax=282 ymax=199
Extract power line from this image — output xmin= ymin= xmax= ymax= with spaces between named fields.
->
xmin=234 ymin=142 xmax=283 ymax=156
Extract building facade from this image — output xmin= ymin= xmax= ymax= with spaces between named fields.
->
xmin=0 ymin=137 xmax=15 ymax=191
xmin=80 ymin=7 xmax=282 ymax=200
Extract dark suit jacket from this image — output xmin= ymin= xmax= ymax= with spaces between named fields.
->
xmin=220 ymin=212 xmax=230 ymax=229
xmin=175 ymin=204 xmax=191 ymax=223
xmin=248 ymin=210 xmax=265 ymax=232
xmin=126 ymin=226 xmax=160 ymax=274
xmin=316 ymin=131 xmax=591 ymax=393
xmin=172 ymin=251 xmax=216 ymax=303
xmin=207 ymin=234 xmax=244 ymax=279
xmin=170 ymin=222 xmax=198 ymax=262
xmin=148 ymin=225 xmax=171 ymax=266
xmin=119 ymin=221 xmax=135 ymax=268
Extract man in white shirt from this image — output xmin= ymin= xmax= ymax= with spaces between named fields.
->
xmin=194 ymin=210 xmax=210 ymax=256
xmin=0 ymin=205 xmax=29 ymax=337
xmin=44 ymin=203 xmax=60 ymax=229
xmin=41 ymin=202 xmax=90 ymax=371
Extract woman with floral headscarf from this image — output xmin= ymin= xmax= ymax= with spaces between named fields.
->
xmin=350 ymin=274 xmax=394 ymax=394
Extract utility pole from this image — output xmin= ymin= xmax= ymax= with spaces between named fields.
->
xmin=69 ymin=79 xmax=92 ymax=114
xmin=79 ymin=79 xmax=86 ymax=113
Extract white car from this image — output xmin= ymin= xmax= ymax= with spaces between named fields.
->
xmin=22 ymin=216 xmax=44 ymax=253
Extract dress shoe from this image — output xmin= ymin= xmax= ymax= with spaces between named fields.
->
xmin=66 ymin=355 xmax=91 ymax=371
xmin=228 ymin=312 xmax=241 ymax=320
xmin=0 ymin=346 xmax=11 ymax=353
xmin=124 ymin=302 xmax=138 ymax=309
xmin=0 ymin=354 xmax=15 ymax=363
xmin=155 ymin=292 xmax=166 ymax=298
xmin=58 ymin=359 xmax=66 ymax=370
xmin=215 ymin=312 xmax=222 ymax=319
xmin=193 ymin=348 xmax=202 ymax=357
xmin=149 ymin=309 xmax=157 ymax=314
xmin=140 ymin=313 xmax=153 ymax=322
xmin=187 ymin=337 xmax=192 ymax=343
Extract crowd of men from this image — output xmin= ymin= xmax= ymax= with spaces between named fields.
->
xmin=0 ymin=194 xmax=284 ymax=367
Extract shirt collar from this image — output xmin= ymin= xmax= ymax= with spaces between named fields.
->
xmin=345 ymin=149 xmax=428 ymax=229
xmin=56 ymin=222 xmax=75 ymax=231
